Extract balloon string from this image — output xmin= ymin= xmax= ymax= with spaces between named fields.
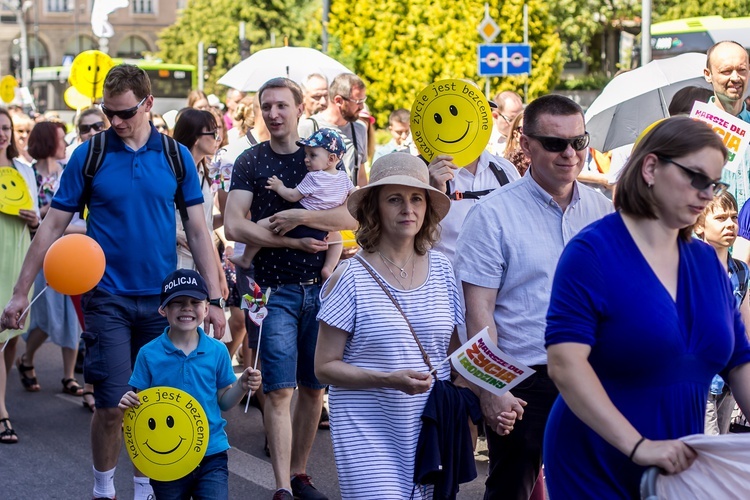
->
xmin=244 ymin=321 xmax=263 ymax=414
xmin=19 ymin=285 xmax=48 ymax=325
xmin=0 ymin=285 xmax=45 ymax=352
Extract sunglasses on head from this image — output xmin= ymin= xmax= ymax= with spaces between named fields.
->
xmin=101 ymin=95 xmax=148 ymax=120
xmin=657 ymin=156 xmax=729 ymax=197
xmin=78 ymin=122 xmax=105 ymax=134
xmin=526 ymin=132 xmax=590 ymax=152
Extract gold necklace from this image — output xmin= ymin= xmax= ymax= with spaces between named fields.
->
xmin=377 ymin=250 xmax=414 ymax=279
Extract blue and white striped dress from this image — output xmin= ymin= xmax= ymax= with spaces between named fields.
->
xmin=317 ymin=251 xmax=463 ymax=500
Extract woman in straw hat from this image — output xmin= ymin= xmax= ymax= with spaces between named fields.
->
xmin=315 ymin=153 xmax=515 ymax=499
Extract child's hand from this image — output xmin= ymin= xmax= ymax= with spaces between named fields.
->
xmin=241 ymin=367 xmax=262 ymax=393
xmin=265 ymin=175 xmax=283 ymax=192
xmin=118 ymin=391 xmax=140 ymax=411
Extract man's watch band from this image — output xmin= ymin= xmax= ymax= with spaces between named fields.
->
xmin=209 ymin=297 xmax=226 ymax=308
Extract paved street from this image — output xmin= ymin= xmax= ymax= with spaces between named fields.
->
xmin=0 ymin=337 xmax=489 ymax=499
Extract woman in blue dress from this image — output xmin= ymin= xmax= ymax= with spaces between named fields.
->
xmin=544 ymin=116 xmax=750 ymax=498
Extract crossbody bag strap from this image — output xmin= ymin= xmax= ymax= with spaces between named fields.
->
xmin=355 ymin=255 xmax=434 ymax=371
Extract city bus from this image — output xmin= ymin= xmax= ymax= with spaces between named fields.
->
xmin=30 ymin=59 xmax=197 ymax=116
xmin=650 ymin=16 xmax=750 ymax=60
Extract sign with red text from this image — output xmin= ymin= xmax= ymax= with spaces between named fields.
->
xmin=690 ymin=101 xmax=750 ymax=173
xmin=450 ymin=327 xmax=535 ymax=397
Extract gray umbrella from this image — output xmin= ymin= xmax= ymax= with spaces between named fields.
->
xmin=585 ymin=53 xmax=713 ymax=152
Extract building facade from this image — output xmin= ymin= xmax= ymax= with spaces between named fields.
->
xmin=0 ymin=0 xmax=184 ymax=77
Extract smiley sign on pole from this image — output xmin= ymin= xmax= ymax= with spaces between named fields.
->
xmin=68 ymin=50 xmax=115 ymax=100
xmin=123 ymin=386 xmax=209 ymax=481
xmin=0 ymin=167 xmax=34 ymax=215
xmin=411 ymin=79 xmax=493 ymax=167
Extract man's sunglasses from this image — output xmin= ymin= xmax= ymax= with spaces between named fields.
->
xmin=526 ymin=133 xmax=590 ymax=152
xmin=101 ymin=96 xmax=148 ymax=120
xmin=657 ymin=156 xmax=729 ymax=197
xmin=78 ymin=122 xmax=105 ymax=134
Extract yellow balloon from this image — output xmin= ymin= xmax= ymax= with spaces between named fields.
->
xmin=0 ymin=75 xmax=17 ymax=104
xmin=123 ymin=386 xmax=209 ymax=481
xmin=0 ymin=167 xmax=33 ymax=215
xmin=340 ymin=230 xmax=358 ymax=249
xmin=64 ymin=86 xmax=93 ymax=110
xmin=411 ymin=79 xmax=493 ymax=167
xmin=68 ymin=50 xmax=114 ymax=99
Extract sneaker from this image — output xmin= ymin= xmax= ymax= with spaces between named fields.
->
xmin=272 ymin=489 xmax=293 ymax=500
xmin=291 ymin=474 xmax=328 ymax=500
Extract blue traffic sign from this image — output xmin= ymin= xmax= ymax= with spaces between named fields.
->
xmin=477 ymin=44 xmax=532 ymax=76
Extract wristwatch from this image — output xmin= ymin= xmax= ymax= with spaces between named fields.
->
xmin=208 ymin=297 xmax=226 ymax=308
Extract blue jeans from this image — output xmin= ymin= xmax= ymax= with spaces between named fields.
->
xmin=81 ymin=287 xmax=167 ymax=408
xmin=259 ymin=283 xmax=325 ymax=393
xmin=150 ymin=451 xmax=229 ymax=499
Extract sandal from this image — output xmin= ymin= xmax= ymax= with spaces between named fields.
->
xmin=82 ymin=391 xmax=96 ymax=413
xmin=62 ymin=378 xmax=84 ymax=396
xmin=0 ymin=418 xmax=18 ymax=444
xmin=15 ymin=356 xmax=40 ymax=392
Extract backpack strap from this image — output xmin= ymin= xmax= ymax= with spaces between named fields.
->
xmin=349 ymin=122 xmax=361 ymax=185
xmin=488 ymin=162 xmax=511 ymax=187
xmin=444 ymin=161 xmax=511 ymax=201
xmin=78 ymin=131 xmax=107 ymax=219
xmin=161 ymin=134 xmax=189 ymax=223
xmin=310 ymin=118 xmax=319 ymax=133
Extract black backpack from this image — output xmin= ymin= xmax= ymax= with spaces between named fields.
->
xmin=77 ymin=131 xmax=189 ymax=223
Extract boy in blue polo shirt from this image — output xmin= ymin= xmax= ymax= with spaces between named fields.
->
xmin=119 ymin=269 xmax=261 ymax=498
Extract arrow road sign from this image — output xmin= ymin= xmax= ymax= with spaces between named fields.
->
xmin=478 ymin=43 xmax=532 ymax=76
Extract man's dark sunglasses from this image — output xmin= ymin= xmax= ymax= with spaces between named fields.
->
xmin=657 ymin=156 xmax=729 ymax=197
xmin=101 ymin=96 xmax=148 ymax=120
xmin=78 ymin=122 xmax=105 ymax=134
xmin=526 ymin=132 xmax=590 ymax=152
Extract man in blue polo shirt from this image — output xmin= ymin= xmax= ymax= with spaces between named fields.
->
xmin=1 ymin=64 xmax=225 ymax=500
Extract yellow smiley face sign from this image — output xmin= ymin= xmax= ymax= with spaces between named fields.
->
xmin=123 ymin=387 xmax=209 ymax=481
xmin=0 ymin=167 xmax=33 ymax=215
xmin=68 ymin=50 xmax=114 ymax=99
xmin=0 ymin=75 xmax=17 ymax=103
xmin=64 ymin=86 xmax=93 ymax=110
xmin=411 ymin=79 xmax=493 ymax=167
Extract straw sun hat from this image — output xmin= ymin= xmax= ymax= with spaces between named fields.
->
xmin=346 ymin=152 xmax=451 ymax=221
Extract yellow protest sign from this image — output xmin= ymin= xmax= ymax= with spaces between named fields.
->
xmin=69 ymin=50 xmax=114 ymax=99
xmin=0 ymin=167 xmax=33 ymax=215
xmin=0 ymin=75 xmax=17 ymax=103
xmin=64 ymin=86 xmax=93 ymax=110
xmin=123 ymin=386 xmax=209 ymax=481
xmin=411 ymin=79 xmax=493 ymax=167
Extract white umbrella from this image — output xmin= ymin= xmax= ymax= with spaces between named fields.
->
xmin=217 ymin=47 xmax=353 ymax=92
xmin=585 ymin=52 xmax=713 ymax=152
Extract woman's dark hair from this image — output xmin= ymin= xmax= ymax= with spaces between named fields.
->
xmin=27 ymin=120 xmax=66 ymax=160
xmin=668 ymin=86 xmax=713 ymax=116
xmin=173 ymin=108 xmax=217 ymax=150
xmin=354 ymin=185 xmax=441 ymax=255
xmin=0 ymin=108 xmax=19 ymax=160
xmin=614 ymin=116 xmax=728 ymax=241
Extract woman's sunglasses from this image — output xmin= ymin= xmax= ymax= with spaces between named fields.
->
xmin=78 ymin=122 xmax=105 ymax=134
xmin=101 ymin=96 xmax=148 ymax=120
xmin=199 ymin=130 xmax=221 ymax=140
xmin=526 ymin=133 xmax=590 ymax=152
xmin=657 ymin=156 xmax=729 ymax=197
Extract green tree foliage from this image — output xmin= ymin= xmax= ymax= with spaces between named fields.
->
xmin=326 ymin=0 xmax=562 ymax=125
xmin=655 ymin=0 xmax=750 ymax=21
xmin=549 ymin=1 xmax=639 ymax=71
xmin=155 ymin=0 xmax=316 ymax=95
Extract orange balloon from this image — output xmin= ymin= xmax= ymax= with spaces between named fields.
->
xmin=43 ymin=234 xmax=106 ymax=295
